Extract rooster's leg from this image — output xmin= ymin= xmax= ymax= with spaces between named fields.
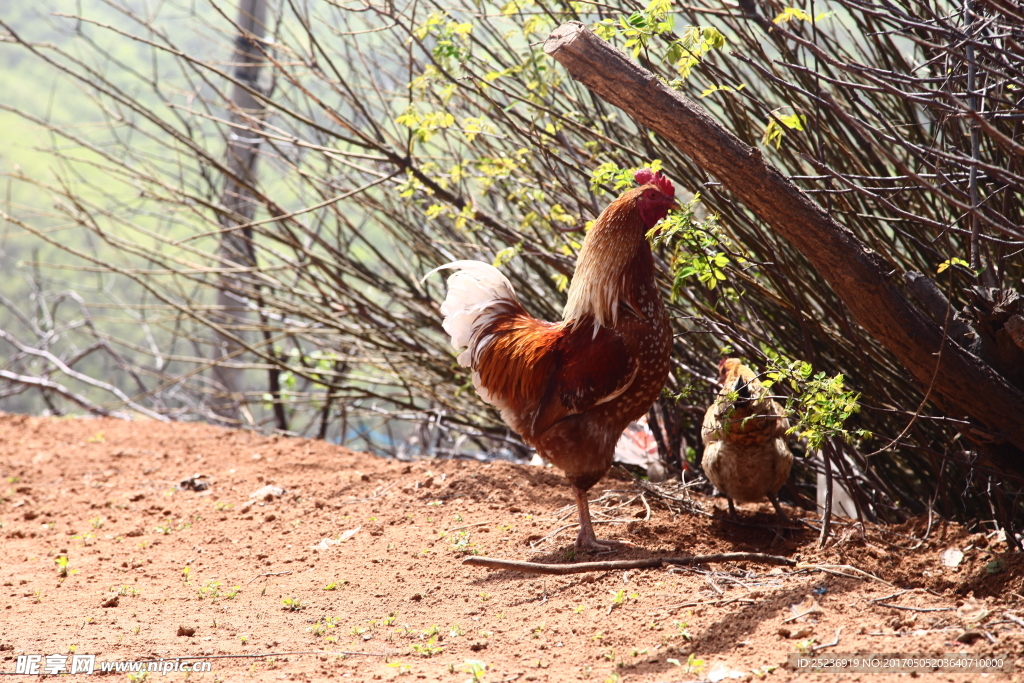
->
xmin=572 ymin=486 xmax=628 ymax=553
xmin=727 ymin=497 xmax=737 ymax=517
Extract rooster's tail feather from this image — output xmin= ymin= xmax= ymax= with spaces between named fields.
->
xmin=430 ymin=261 xmax=524 ymax=369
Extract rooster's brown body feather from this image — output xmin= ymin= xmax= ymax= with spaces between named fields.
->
xmin=436 ymin=175 xmax=675 ymax=550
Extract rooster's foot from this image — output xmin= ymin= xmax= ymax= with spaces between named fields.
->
xmin=574 ymin=534 xmax=634 ymax=554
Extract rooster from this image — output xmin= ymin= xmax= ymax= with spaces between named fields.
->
xmin=433 ymin=169 xmax=676 ymax=551
xmin=701 ymin=359 xmax=794 ymax=533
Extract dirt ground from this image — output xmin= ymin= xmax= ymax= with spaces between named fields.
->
xmin=1 ymin=412 xmax=1022 ymax=682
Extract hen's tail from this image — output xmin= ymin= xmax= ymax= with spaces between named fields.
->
xmin=428 ymin=260 xmax=526 ymax=369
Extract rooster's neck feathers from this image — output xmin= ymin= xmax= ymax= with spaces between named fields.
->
xmin=562 ymin=189 xmax=651 ymax=330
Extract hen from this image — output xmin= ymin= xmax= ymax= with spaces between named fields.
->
xmin=701 ymin=359 xmax=794 ymax=530
xmin=434 ymin=169 xmax=676 ymax=551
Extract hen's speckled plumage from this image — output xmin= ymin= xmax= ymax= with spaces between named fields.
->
xmin=701 ymin=359 xmax=793 ymax=522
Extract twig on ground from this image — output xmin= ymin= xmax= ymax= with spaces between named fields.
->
xmin=869 ymin=589 xmax=913 ymax=603
xmin=448 ymin=521 xmax=493 ymax=532
xmin=165 ymin=650 xmax=388 ymax=660
xmin=657 ymin=596 xmax=756 ymax=611
xmin=704 ymin=573 xmax=724 ymax=594
xmin=876 ymin=603 xmax=954 ymax=613
xmin=463 ymin=552 xmax=796 ymax=575
xmin=245 ymin=571 xmax=292 ymax=585
xmin=340 ymin=480 xmax=399 ymax=504
xmin=813 ymin=627 xmax=844 ymax=652
xmin=795 ymin=562 xmax=893 ymax=586
xmin=1004 ymin=612 xmax=1024 ymax=630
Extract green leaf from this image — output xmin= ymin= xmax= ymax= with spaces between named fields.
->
xmin=937 ymin=257 xmax=969 ymax=274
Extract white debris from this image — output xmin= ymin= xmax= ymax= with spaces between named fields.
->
xmin=312 ymin=526 xmax=361 ymax=549
xmin=940 ymin=548 xmax=964 ymax=567
xmin=707 ymin=665 xmax=747 ymax=682
xmin=250 ymin=485 xmax=286 ymax=501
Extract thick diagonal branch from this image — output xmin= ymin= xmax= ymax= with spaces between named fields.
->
xmin=544 ymin=22 xmax=1024 ymax=468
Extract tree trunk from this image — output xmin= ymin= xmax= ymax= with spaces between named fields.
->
xmin=544 ymin=22 xmax=1024 ymax=473
xmin=210 ymin=0 xmax=267 ymax=424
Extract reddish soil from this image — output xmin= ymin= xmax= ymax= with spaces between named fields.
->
xmin=1 ymin=412 xmax=1022 ymax=682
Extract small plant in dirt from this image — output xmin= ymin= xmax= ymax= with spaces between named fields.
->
xmin=795 ymin=639 xmax=816 ymax=654
xmin=478 ymin=592 xmax=490 ymax=602
xmin=239 ymin=635 xmax=249 ymax=645
xmin=154 ymin=520 xmax=173 ymax=535
xmin=126 ymin=671 xmax=148 ymax=682
xmin=573 ymin=604 xmax=586 ymax=614
xmin=180 ymin=566 xmax=191 ymax=583
xmin=90 ymin=516 xmax=105 ymax=529
xmin=673 ymin=621 xmax=691 ymax=641
xmin=464 ymin=659 xmax=487 ymax=682
xmin=70 ymin=532 xmax=96 ymax=547
xmin=198 ymin=580 xmax=223 ymax=600
xmin=113 ymin=585 xmax=140 ymax=597
xmin=386 ymin=661 xmax=412 ymax=675
xmin=607 ymin=590 xmax=638 ymax=613
xmin=383 ymin=613 xmax=397 ymax=626
xmin=448 ymin=624 xmax=463 ymax=637
xmin=281 ymin=597 xmax=304 ymax=611
xmin=411 ymin=635 xmax=443 ymax=657
xmin=54 ymin=555 xmax=76 ymax=579
xmin=213 ymin=501 xmax=233 ymax=511
xmin=667 ymin=653 xmax=705 ymax=674
xmin=309 ymin=617 xmax=338 ymax=637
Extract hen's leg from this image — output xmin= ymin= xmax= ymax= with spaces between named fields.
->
xmin=767 ymin=492 xmax=790 ymax=542
xmin=727 ymin=497 xmax=737 ymax=517
xmin=572 ymin=486 xmax=630 ymax=553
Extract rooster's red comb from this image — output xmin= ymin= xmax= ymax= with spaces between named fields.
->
xmin=634 ymin=168 xmax=675 ymax=198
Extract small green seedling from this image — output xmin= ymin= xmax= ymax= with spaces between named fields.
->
xmin=411 ymin=635 xmax=443 ymax=657
xmin=198 ymin=580 xmax=222 ymax=600
xmin=464 ymin=659 xmax=487 ymax=682
xmin=55 ymin=555 xmax=76 ymax=578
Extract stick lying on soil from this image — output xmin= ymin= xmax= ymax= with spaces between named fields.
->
xmin=464 ymin=552 xmax=796 ymax=575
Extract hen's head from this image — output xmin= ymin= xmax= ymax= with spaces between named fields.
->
xmin=634 ymin=168 xmax=678 ymax=231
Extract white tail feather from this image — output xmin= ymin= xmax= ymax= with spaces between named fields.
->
xmin=428 ymin=260 xmax=520 ymax=370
